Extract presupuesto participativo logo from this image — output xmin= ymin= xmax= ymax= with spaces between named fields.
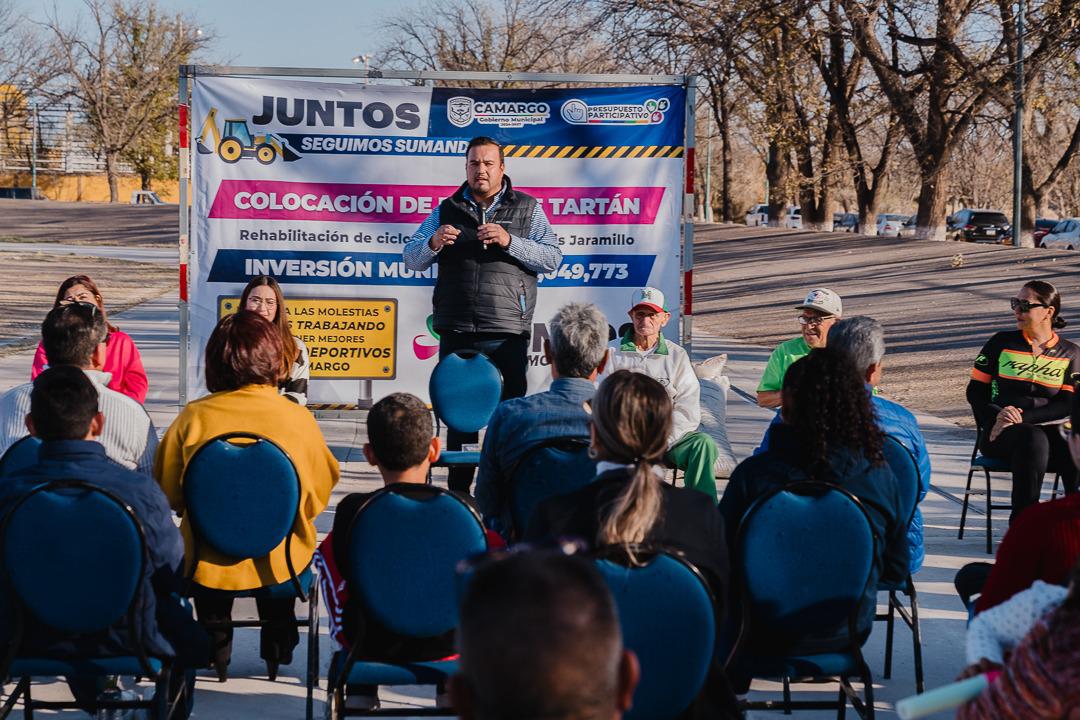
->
xmin=447 ymin=97 xmax=551 ymax=129
xmin=560 ymin=97 xmax=670 ymax=125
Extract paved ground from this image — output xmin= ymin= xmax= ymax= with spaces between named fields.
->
xmin=0 ymin=199 xmax=177 ymax=247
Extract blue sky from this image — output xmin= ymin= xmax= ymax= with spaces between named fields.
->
xmin=29 ymin=0 xmax=395 ymax=69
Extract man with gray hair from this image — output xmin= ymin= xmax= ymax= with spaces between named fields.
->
xmin=475 ymin=302 xmax=609 ymax=534
xmin=754 ymin=315 xmax=931 ymax=572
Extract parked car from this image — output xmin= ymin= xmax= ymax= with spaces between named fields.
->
xmin=784 ymin=206 xmax=802 ymax=229
xmin=1042 ymin=218 xmax=1080 ymax=250
xmin=947 ymin=209 xmax=1011 ymax=243
xmin=833 ymin=212 xmax=859 ymax=232
xmin=745 ymin=204 xmax=768 ymax=226
xmin=1034 ymin=218 xmax=1059 ymax=247
xmin=875 ymin=213 xmax=913 ymax=237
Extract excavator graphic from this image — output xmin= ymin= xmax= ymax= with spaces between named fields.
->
xmin=196 ymin=108 xmax=300 ymax=164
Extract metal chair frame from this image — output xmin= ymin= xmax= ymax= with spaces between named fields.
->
xmin=182 ymin=432 xmax=320 ymax=720
xmin=328 ymin=483 xmax=486 ymax=718
xmin=504 ymin=435 xmax=592 ymax=539
xmin=958 ymin=423 xmax=1062 ymax=554
xmin=725 ymin=481 xmax=878 ymax=720
xmin=0 ymin=480 xmax=184 ymax=719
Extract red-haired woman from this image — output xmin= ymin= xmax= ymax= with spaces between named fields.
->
xmin=239 ymin=275 xmax=310 ymax=405
xmin=31 ymin=275 xmax=148 ymax=403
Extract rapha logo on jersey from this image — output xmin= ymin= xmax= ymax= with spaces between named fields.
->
xmin=560 ymin=97 xmax=670 ymax=125
xmin=446 ymin=97 xmax=551 ymax=128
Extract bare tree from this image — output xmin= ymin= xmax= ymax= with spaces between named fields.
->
xmin=44 ymin=0 xmax=210 ymax=202
xmin=0 ymin=1 xmax=61 ymax=177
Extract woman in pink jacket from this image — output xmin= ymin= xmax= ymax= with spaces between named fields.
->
xmin=31 ymin=275 xmax=148 ymax=403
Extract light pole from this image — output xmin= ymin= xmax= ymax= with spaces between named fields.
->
xmin=351 ymin=54 xmax=371 ymax=83
xmin=1012 ymin=0 xmax=1024 ymax=247
xmin=30 ymin=101 xmax=38 ymax=198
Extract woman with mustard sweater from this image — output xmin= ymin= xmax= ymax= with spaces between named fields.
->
xmin=155 ymin=311 xmax=338 ymax=680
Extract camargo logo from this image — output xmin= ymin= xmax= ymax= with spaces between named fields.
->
xmin=446 ymin=97 xmax=551 ymax=128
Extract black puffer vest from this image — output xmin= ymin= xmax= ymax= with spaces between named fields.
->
xmin=433 ymin=177 xmax=538 ymax=335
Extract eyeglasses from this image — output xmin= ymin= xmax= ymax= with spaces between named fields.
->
xmin=60 ymin=292 xmax=97 ymax=305
xmin=797 ymin=315 xmax=834 ymax=326
xmin=246 ymin=296 xmax=278 ymax=309
xmin=1011 ymin=298 xmax=1050 ymax=313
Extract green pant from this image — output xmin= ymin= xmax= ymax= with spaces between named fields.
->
xmin=665 ymin=431 xmax=719 ymax=500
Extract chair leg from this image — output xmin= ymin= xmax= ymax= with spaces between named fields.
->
xmin=958 ymin=467 xmax=975 ymax=539
xmin=883 ymin=591 xmax=896 ymax=679
xmin=782 ymin=676 xmax=791 ymax=715
xmin=862 ymin=664 xmax=876 ymax=720
xmin=984 ymin=469 xmax=994 ymax=555
xmin=909 ymin=587 xmax=925 ymax=694
xmin=1052 ymin=473 xmax=1061 ymax=500
xmin=0 ymin=677 xmax=28 ymax=719
xmin=307 ymin=580 xmax=320 ymax=720
xmin=21 ymin=679 xmax=31 ymax=720
xmin=836 ymin=683 xmax=847 ymax=720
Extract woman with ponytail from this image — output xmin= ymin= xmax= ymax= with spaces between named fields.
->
xmin=525 ymin=369 xmax=729 ymax=611
xmin=968 ymin=280 xmax=1080 ymax=519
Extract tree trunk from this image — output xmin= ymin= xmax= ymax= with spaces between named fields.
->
xmin=766 ymin=139 xmax=787 ymax=225
xmin=1021 ymin=189 xmax=1039 ymax=247
xmin=140 ymin=168 xmax=152 ymax=191
xmin=915 ymin=171 xmax=949 ymax=241
xmin=719 ymin=91 xmax=733 ymax=223
xmin=105 ymin=151 xmax=119 ymax=203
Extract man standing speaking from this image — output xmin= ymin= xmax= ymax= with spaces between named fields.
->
xmin=404 ymin=136 xmax=562 ymax=492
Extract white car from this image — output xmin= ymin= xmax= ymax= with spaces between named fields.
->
xmin=784 ymin=206 xmax=802 ymax=229
xmin=745 ymin=204 xmax=768 ymax=226
xmin=876 ymin=213 xmax=914 ymax=237
xmin=1042 ymin=218 xmax=1080 ymax=250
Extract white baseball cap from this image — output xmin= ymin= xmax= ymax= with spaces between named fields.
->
xmin=795 ymin=288 xmax=842 ymax=317
xmin=630 ymin=287 xmax=666 ymax=313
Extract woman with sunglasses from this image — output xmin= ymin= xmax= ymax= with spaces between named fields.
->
xmin=239 ymin=276 xmax=310 ymax=406
xmin=30 ymin=275 xmax=148 ymax=403
xmin=968 ymin=280 xmax=1080 ymax=519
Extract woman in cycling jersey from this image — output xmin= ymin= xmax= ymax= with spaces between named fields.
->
xmin=967 ymin=280 xmax=1080 ymax=520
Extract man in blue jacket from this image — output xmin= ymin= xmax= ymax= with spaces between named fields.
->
xmin=0 ymin=366 xmax=207 ymax=716
xmin=753 ymin=315 xmax=931 ymax=573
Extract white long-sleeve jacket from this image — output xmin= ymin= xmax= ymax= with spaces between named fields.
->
xmin=601 ymin=333 xmax=700 ymax=447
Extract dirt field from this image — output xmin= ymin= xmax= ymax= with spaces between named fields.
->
xmin=693 ymin=224 xmax=1080 ymax=425
xmin=0 ymin=250 xmax=174 ymax=353
xmin=0 ymin=198 xmax=176 ymax=247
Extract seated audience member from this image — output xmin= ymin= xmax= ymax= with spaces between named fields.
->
xmin=315 ymin=392 xmax=504 ymax=710
xmin=0 ymin=302 xmax=156 ymax=474
xmin=957 ymin=557 xmax=1080 ymax=718
xmin=475 ymin=302 xmax=608 ymax=533
xmin=451 ymin=551 xmax=639 ymax=720
xmin=961 ymin=391 xmax=1080 ymax=615
xmin=755 ymin=316 xmax=931 ymax=574
xmin=526 ymin=370 xmax=737 ymax=719
xmin=155 ymin=311 xmax=339 ymax=680
xmin=32 ymin=274 xmax=149 ymax=403
xmin=756 ymin=287 xmax=842 ymax=409
xmin=0 ymin=367 xmax=207 ymax=717
xmin=721 ymin=349 xmax=908 ymax=646
xmin=601 ymin=288 xmax=719 ymax=498
xmin=967 ymin=280 xmax=1079 ymax=521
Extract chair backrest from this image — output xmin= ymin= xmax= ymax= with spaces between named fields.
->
xmin=509 ymin=437 xmax=596 ymax=536
xmin=344 ymin=484 xmax=487 ymax=638
xmin=0 ymin=481 xmax=145 ymax=635
xmin=428 ymin=351 xmax=503 ymax=434
xmin=882 ymin=434 xmax=920 ymax=529
xmin=0 ymin=436 xmax=42 ymax=478
xmin=182 ymin=433 xmax=301 ymax=561
xmin=728 ymin=481 xmax=876 ymax=660
xmin=594 ymin=548 xmax=716 ymax=720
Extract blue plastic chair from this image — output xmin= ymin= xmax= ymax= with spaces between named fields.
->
xmin=725 ymin=481 xmax=878 ymax=719
xmin=428 ymin=351 xmax=503 ymax=470
xmin=959 ymin=423 xmax=1062 ymax=554
xmin=0 ymin=437 xmax=42 ymax=479
xmin=182 ymin=432 xmax=319 ymax=720
xmin=507 ymin=436 xmax=595 ymax=539
xmin=328 ymin=483 xmax=487 ymax=718
xmin=593 ymin=547 xmax=716 ymax=720
xmin=875 ymin=435 xmax=925 ymax=693
xmin=0 ymin=480 xmax=182 ymax=719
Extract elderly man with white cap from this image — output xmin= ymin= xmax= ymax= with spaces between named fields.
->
xmin=755 ymin=287 xmax=843 ymax=409
xmin=601 ymin=287 xmax=719 ymax=499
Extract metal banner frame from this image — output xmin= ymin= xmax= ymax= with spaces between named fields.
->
xmin=177 ymin=66 xmax=697 ymax=409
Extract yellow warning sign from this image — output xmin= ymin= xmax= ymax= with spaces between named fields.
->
xmin=218 ymin=296 xmax=397 ymax=380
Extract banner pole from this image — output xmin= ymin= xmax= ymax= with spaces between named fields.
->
xmin=682 ymin=77 xmax=697 ymax=354
xmin=178 ymin=68 xmax=191 ymax=406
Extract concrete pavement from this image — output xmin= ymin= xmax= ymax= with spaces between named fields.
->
xmin=0 ymin=291 xmax=1036 ymax=719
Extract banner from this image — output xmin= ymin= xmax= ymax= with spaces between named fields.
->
xmin=189 ymin=77 xmax=687 ymax=404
